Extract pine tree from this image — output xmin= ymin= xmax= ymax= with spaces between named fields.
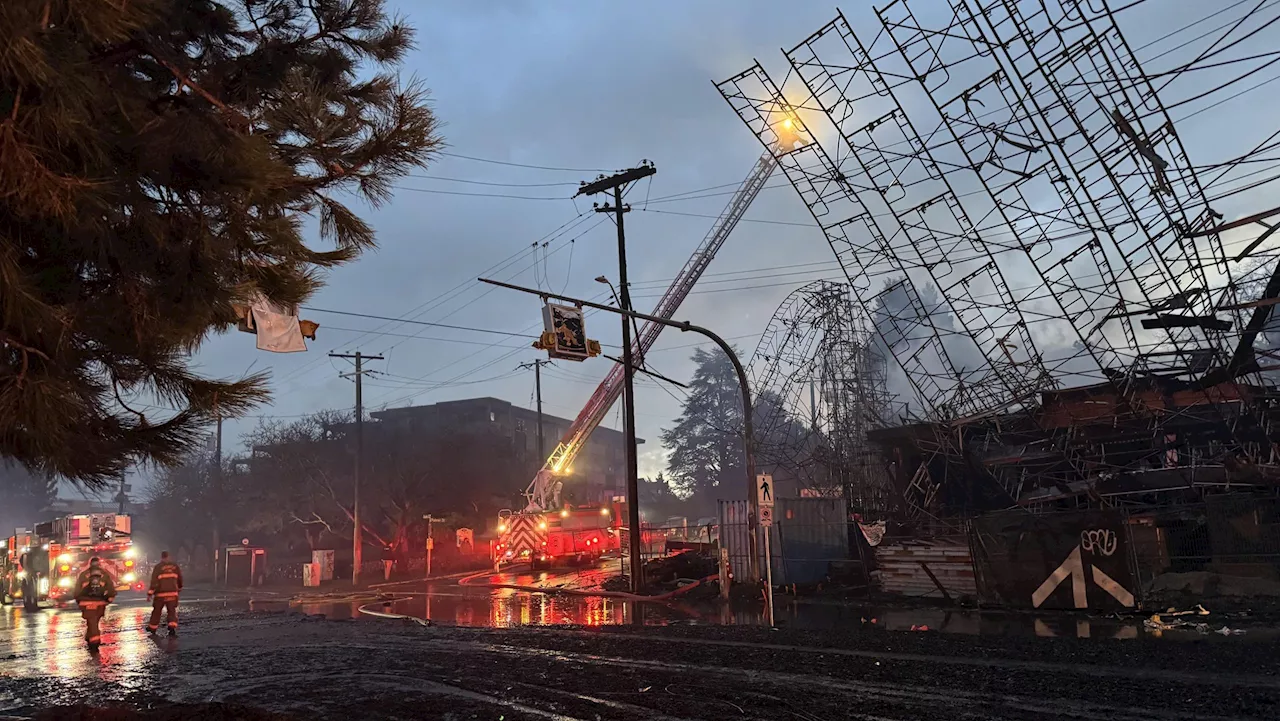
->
xmin=0 ymin=1 xmax=441 ymax=487
xmin=662 ymin=348 xmax=810 ymax=502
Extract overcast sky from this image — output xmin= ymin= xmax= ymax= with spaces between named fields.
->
xmin=74 ymin=0 xmax=1280 ymax=503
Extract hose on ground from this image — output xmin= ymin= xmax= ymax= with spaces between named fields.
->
xmin=356 ymin=595 xmax=430 ymax=625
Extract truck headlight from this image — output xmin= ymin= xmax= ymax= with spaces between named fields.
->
xmin=58 ymin=553 xmax=71 ymax=563
xmin=122 ymin=572 xmax=136 ymax=583
xmin=58 ymin=577 xmax=72 ymax=588
xmin=124 ymin=548 xmax=136 ymax=559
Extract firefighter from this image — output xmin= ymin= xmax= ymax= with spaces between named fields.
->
xmin=74 ymin=556 xmax=117 ymax=651
xmin=146 ymin=551 xmax=183 ymax=636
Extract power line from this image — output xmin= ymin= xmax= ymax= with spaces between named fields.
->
xmin=302 ymin=306 xmax=531 ymax=338
xmin=406 ymin=174 xmax=578 ymax=188
xmin=438 ymin=151 xmax=613 ymax=173
xmin=394 ymin=185 xmax=568 ymax=201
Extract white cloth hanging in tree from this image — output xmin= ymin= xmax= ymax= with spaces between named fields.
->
xmin=250 ymin=298 xmax=307 ymax=353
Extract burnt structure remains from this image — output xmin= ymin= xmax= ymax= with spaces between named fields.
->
xmin=724 ymin=0 xmax=1280 ymax=521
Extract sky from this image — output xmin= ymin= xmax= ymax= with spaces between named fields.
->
xmin=70 ymin=0 xmax=1280 ymax=503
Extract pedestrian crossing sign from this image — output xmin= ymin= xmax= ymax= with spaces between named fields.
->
xmin=757 ymin=474 xmax=774 ymax=507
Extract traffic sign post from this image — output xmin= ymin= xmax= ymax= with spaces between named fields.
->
xmin=423 ymin=514 xmax=439 ymax=579
xmin=757 ymin=474 xmax=775 ymax=627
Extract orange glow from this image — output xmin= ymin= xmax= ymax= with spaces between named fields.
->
xmin=124 ymin=560 xmax=134 ymax=568
xmin=60 ymin=565 xmax=70 ymax=572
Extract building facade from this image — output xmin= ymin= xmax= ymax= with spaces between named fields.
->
xmin=371 ymin=397 xmax=640 ymax=506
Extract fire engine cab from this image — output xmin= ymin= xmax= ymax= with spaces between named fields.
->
xmin=494 ymin=500 xmax=622 ymax=571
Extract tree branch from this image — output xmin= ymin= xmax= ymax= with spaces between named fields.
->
xmin=156 ymin=58 xmax=250 ymax=129
xmin=0 ymin=330 xmax=48 ymax=386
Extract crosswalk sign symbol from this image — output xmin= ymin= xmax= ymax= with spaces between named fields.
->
xmin=757 ymin=474 xmax=774 ymax=507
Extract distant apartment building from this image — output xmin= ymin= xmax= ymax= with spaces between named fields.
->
xmin=370 ymin=397 xmax=641 ymax=506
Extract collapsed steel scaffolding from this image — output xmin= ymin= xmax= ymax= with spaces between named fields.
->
xmin=720 ymin=0 xmax=1280 ymax=516
xmin=749 ymin=281 xmax=896 ymax=514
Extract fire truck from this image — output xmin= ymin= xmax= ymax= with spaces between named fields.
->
xmin=492 ymin=150 xmax=778 ymax=570
xmin=2 ymin=514 xmax=143 ymax=609
xmin=494 ymin=500 xmax=622 ymax=571
xmin=1 ymin=530 xmax=45 ymax=610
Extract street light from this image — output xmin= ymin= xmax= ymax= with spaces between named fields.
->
xmin=596 ymin=275 xmax=642 ymax=349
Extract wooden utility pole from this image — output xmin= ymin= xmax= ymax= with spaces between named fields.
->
xmin=517 ymin=359 xmax=552 ymax=460
xmin=331 ymin=351 xmax=383 ymax=585
xmin=575 ymin=163 xmax=656 ymax=592
xmin=213 ymin=397 xmax=223 ymax=584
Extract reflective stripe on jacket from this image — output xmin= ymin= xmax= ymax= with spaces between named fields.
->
xmin=149 ymin=561 xmax=183 ymax=596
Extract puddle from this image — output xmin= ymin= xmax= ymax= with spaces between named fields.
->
xmin=262 ymin=591 xmax=691 ymax=626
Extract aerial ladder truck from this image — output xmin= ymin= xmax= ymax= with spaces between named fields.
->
xmin=493 ymin=150 xmax=778 ymax=569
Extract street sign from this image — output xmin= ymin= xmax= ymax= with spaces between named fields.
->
xmin=759 ymin=506 xmax=774 ymax=527
xmin=757 ymin=474 xmax=775 ymax=507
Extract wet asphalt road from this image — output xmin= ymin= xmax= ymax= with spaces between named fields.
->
xmin=3 ymin=574 xmax=1280 ymax=719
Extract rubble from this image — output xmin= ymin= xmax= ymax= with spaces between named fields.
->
xmin=642 ymin=550 xmax=717 ymax=587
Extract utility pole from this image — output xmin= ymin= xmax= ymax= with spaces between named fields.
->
xmin=479 ymin=277 xmax=762 ymax=588
xmin=213 ymin=398 xmax=223 ymax=584
xmin=116 ymin=472 xmax=127 ymax=514
xmin=576 ymin=162 xmax=656 ymax=592
xmin=422 ymin=514 xmax=439 ymax=578
xmin=331 ymin=351 xmax=383 ymax=586
xmin=809 ymin=379 xmax=818 ymax=431
xmin=517 ymin=359 xmax=552 ymax=460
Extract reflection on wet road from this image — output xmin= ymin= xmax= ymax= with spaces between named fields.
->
xmin=1 ymin=595 xmax=170 ymax=681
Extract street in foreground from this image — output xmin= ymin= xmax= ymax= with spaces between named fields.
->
xmin=2 ymin=592 xmax=1279 ymax=720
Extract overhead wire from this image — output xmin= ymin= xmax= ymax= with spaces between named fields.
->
xmin=274 ymin=212 xmax=596 ymax=385
xmin=438 ymin=151 xmax=613 ymax=173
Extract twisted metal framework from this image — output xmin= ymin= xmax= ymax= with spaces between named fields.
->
xmin=874 ymin=0 xmax=1236 ymax=381
xmin=721 ymin=0 xmax=1280 ymax=514
xmin=749 ymin=281 xmax=897 ymax=513
xmin=717 ymin=66 xmax=1000 ymax=422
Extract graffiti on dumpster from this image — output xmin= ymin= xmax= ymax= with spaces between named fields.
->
xmin=970 ymin=509 xmax=1138 ymax=610
xmin=1079 ymin=529 xmax=1117 ymax=557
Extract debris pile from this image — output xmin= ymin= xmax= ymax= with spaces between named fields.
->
xmin=643 ymin=550 xmax=717 ymax=587
xmin=599 ymin=551 xmax=719 ymax=596
xmin=1142 ymin=604 xmax=1246 ymax=635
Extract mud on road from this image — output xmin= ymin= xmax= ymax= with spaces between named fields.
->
xmin=3 ymin=602 xmax=1280 ymax=720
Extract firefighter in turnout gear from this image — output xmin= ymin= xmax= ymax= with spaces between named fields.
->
xmin=147 ymin=551 xmax=183 ymax=636
xmin=74 ymin=557 xmax=117 ymax=651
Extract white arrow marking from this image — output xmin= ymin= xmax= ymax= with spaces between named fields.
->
xmin=1031 ymin=545 xmax=1136 ymax=609
xmin=1032 ymin=546 xmax=1087 ymax=609
xmin=1091 ymin=565 xmax=1135 ymax=607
